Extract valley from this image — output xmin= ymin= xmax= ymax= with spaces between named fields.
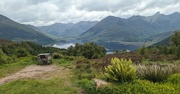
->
xmin=39 ymin=12 xmax=180 ymax=51
xmin=1 ymin=11 xmax=180 ymax=94
xmin=1 ymin=12 xmax=180 ymax=51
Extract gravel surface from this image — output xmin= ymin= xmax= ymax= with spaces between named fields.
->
xmin=0 ymin=65 xmax=60 ymax=85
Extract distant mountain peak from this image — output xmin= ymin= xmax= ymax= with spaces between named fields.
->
xmin=129 ymin=15 xmax=144 ymax=20
xmin=152 ymin=11 xmax=162 ymax=17
xmin=155 ymin=11 xmax=160 ymax=15
xmin=52 ymin=22 xmax=74 ymax=25
xmin=170 ymin=12 xmax=180 ymax=17
xmin=80 ymin=12 xmax=180 ymax=43
xmin=172 ymin=12 xmax=180 ymax=14
xmin=105 ymin=15 xmax=121 ymax=19
xmin=39 ymin=21 xmax=98 ymax=38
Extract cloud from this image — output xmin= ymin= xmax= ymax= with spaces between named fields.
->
xmin=0 ymin=0 xmax=180 ymax=26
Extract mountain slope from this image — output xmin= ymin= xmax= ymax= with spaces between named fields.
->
xmin=80 ymin=12 xmax=180 ymax=43
xmin=148 ymin=30 xmax=176 ymax=42
xmin=0 ymin=14 xmax=54 ymax=45
xmin=0 ymin=38 xmax=15 ymax=46
xmin=151 ymin=37 xmax=171 ymax=47
xmin=39 ymin=21 xmax=98 ymax=38
xmin=151 ymin=30 xmax=180 ymax=47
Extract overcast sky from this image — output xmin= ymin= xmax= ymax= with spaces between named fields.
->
xmin=0 ymin=0 xmax=180 ymax=26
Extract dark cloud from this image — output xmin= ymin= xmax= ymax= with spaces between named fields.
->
xmin=0 ymin=0 xmax=180 ymax=26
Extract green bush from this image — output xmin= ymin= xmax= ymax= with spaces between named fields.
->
xmin=137 ymin=64 xmax=180 ymax=82
xmin=167 ymin=73 xmax=180 ymax=84
xmin=64 ymin=56 xmax=75 ymax=61
xmin=77 ymin=79 xmax=176 ymax=94
xmin=52 ymin=53 xmax=63 ymax=59
xmin=104 ymin=58 xmax=136 ymax=82
xmin=97 ymin=80 xmax=175 ymax=94
xmin=76 ymin=79 xmax=97 ymax=94
xmin=15 ymin=48 xmax=30 ymax=58
xmin=166 ymin=73 xmax=180 ymax=94
xmin=75 ymin=58 xmax=96 ymax=80
xmin=67 ymin=42 xmax=106 ymax=59
xmin=0 ymin=49 xmax=8 ymax=64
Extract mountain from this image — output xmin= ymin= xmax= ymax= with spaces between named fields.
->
xmin=148 ymin=30 xmax=175 ymax=42
xmin=151 ymin=37 xmax=171 ymax=47
xmin=151 ymin=30 xmax=180 ymax=47
xmin=0 ymin=14 xmax=54 ymax=45
xmin=79 ymin=12 xmax=180 ymax=51
xmin=80 ymin=12 xmax=180 ymax=43
xmin=39 ymin=21 xmax=98 ymax=38
xmin=81 ymin=16 xmax=153 ymax=42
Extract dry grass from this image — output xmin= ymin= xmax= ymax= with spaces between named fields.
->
xmin=136 ymin=64 xmax=180 ymax=82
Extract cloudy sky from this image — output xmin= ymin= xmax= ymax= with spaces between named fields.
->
xmin=0 ymin=0 xmax=180 ymax=26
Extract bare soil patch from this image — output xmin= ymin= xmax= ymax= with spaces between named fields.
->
xmin=94 ymin=78 xmax=109 ymax=88
xmin=0 ymin=64 xmax=67 ymax=85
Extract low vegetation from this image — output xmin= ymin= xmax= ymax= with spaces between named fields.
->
xmin=71 ymin=32 xmax=180 ymax=94
xmin=67 ymin=42 xmax=106 ymax=59
xmin=104 ymin=58 xmax=136 ymax=82
xmin=1 ymin=32 xmax=180 ymax=94
xmin=0 ymin=57 xmax=36 ymax=78
xmin=137 ymin=64 xmax=180 ymax=82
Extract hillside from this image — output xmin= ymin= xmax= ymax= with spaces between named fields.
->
xmin=151 ymin=37 xmax=171 ymax=47
xmin=147 ymin=30 xmax=175 ymax=43
xmin=0 ymin=14 xmax=54 ymax=45
xmin=0 ymin=38 xmax=15 ymax=46
xmin=150 ymin=31 xmax=180 ymax=47
xmin=39 ymin=21 xmax=98 ymax=38
xmin=81 ymin=12 xmax=180 ymax=43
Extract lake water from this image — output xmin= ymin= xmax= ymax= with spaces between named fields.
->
xmin=52 ymin=43 xmax=115 ymax=54
xmin=52 ymin=41 xmax=139 ymax=53
xmin=52 ymin=43 xmax=75 ymax=49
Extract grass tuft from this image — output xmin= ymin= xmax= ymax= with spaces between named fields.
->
xmin=136 ymin=64 xmax=180 ymax=82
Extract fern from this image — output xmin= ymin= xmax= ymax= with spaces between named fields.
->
xmin=104 ymin=58 xmax=136 ymax=82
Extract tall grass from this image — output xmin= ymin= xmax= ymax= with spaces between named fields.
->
xmin=136 ymin=64 xmax=180 ymax=82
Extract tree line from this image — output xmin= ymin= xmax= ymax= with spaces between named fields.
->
xmin=138 ymin=31 xmax=180 ymax=60
xmin=67 ymin=42 xmax=106 ymax=59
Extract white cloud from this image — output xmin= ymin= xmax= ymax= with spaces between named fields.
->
xmin=0 ymin=0 xmax=180 ymax=26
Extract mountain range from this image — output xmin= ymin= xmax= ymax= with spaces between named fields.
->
xmin=39 ymin=21 xmax=98 ymax=38
xmin=76 ymin=12 xmax=180 ymax=51
xmin=1 ymin=12 xmax=180 ymax=51
xmin=0 ymin=14 xmax=54 ymax=45
xmin=81 ymin=12 xmax=180 ymax=43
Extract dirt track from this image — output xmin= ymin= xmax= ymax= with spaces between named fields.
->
xmin=0 ymin=65 xmax=63 ymax=85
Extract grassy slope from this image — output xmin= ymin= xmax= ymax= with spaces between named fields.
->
xmin=0 ymin=55 xmax=179 ymax=94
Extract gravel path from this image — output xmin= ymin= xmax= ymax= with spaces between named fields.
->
xmin=0 ymin=65 xmax=60 ymax=85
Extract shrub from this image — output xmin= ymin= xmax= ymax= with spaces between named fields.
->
xmin=137 ymin=64 xmax=180 ymax=82
xmin=167 ymin=73 xmax=180 ymax=84
xmin=15 ymin=48 xmax=30 ymax=58
xmin=104 ymin=58 xmax=136 ymax=82
xmin=97 ymin=80 xmax=175 ymax=94
xmin=75 ymin=58 xmax=96 ymax=80
xmin=52 ymin=53 xmax=63 ymax=59
xmin=0 ymin=49 xmax=8 ymax=64
xmin=64 ymin=56 xmax=75 ymax=61
xmin=76 ymin=79 xmax=97 ymax=94
xmin=167 ymin=73 xmax=180 ymax=94
xmin=67 ymin=42 xmax=106 ymax=59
